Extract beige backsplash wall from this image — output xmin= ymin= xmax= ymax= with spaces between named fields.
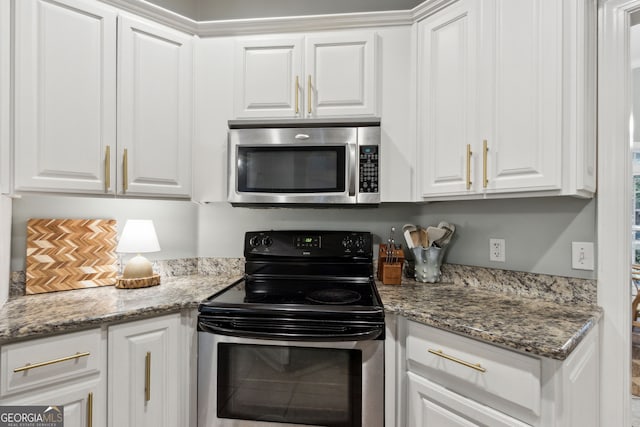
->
xmin=414 ymin=197 xmax=596 ymax=280
xmin=10 ymin=194 xmax=199 ymax=272
xmin=196 ymin=197 xmax=596 ymax=280
xmin=9 ymin=194 xmax=596 ymax=280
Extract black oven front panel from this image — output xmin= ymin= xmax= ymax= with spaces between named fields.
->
xmin=216 ymin=343 xmax=362 ymax=427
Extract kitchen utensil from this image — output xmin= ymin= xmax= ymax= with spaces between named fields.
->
xmin=402 ymin=224 xmax=417 ymax=249
xmin=434 ymin=224 xmax=456 ymax=248
xmin=426 ymin=226 xmax=446 ymax=246
xmin=404 ymin=230 xmax=413 ymax=249
xmin=410 ymin=230 xmax=421 ymax=248
xmin=387 ymin=227 xmax=396 ymax=262
xmin=419 ymin=228 xmax=429 ymax=248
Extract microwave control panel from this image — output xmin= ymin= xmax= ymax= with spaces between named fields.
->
xmin=359 ymin=146 xmax=379 ymax=193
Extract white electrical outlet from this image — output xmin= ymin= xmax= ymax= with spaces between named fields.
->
xmin=572 ymin=242 xmax=594 ymax=270
xmin=489 ymin=238 xmax=506 ymax=262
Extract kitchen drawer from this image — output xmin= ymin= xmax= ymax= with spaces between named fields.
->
xmin=406 ymin=321 xmax=541 ymax=417
xmin=1 ymin=328 xmax=103 ymax=397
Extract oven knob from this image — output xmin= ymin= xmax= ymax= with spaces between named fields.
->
xmin=342 ymin=237 xmax=353 ymax=248
xmin=249 ymin=235 xmax=262 ymax=247
xmin=261 ymin=236 xmax=273 ymax=247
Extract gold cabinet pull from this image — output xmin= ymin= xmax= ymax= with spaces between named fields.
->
xmin=466 ymin=144 xmax=472 ymax=190
xmin=87 ymin=392 xmax=93 ymax=427
xmin=295 ymin=76 xmax=299 ymax=114
xmin=483 ymin=140 xmax=489 ymax=188
xmin=428 ymin=348 xmax=486 ymax=373
xmin=123 ymin=148 xmax=128 ymax=193
xmin=307 ymin=75 xmax=312 ymax=115
xmin=105 ymin=145 xmax=111 ymax=192
xmin=145 ymin=351 xmax=151 ymax=402
xmin=13 ymin=351 xmax=91 ymax=373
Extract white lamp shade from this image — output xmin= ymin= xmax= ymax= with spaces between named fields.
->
xmin=116 ymin=220 xmax=161 ymax=253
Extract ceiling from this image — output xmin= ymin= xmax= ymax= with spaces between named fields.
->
xmin=146 ymin=0 xmax=423 ymax=21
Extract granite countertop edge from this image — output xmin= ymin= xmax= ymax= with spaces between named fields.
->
xmin=377 ymin=280 xmax=603 ymax=361
xmin=0 ymin=274 xmax=603 ymax=361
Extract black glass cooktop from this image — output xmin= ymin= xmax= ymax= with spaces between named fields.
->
xmin=200 ymin=278 xmax=382 ymax=314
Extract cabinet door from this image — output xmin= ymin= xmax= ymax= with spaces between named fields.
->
xmin=480 ymin=0 xmax=562 ymax=192
xmin=108 ymin=314 xmax=180 ymax=427
xmin=0 ymin=0 xmax=10 ymax=194
xmin=234 ymin=37 xmax=303 ymax=118
xmin=0 ymin=380 xmax=105 ymax=427
xmin=305 ymin=32 xmax=377 ymax=117
xmin=417 ymin=1 xmax=479 ymax=197
xmin=14 ymin=0 xmax=116 ymax=194
xmin=407 ymin=372 xmax=528 ymax=427
xmin=118 ymin=15 xmax=193 ymax=198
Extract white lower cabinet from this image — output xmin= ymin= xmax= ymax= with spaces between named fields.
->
xmin=408 ymin=372 xmax=527 ymax=427
xmin=395 ymin=318 xmax=599 ymax=427
xmin=0 ymin=311 xmax=197 ymax=427
xmin=0 ymin=328 xmax=107 ymax=427
xmin=108 ymin=313 xmax=187 ymax=427
xmin=5 ymin=381 xmax=104 ymax=427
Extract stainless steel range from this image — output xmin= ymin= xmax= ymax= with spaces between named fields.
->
xmin=197 ymin=230 xmax=384 ymax=427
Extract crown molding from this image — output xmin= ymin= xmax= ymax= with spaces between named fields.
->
xmin=411 ymin=0 xmax=459 ymax=22
xmin=98 ymin=0 xmax=455 ymax=37
xmin=196 ymin=10 xmax=414 ymax=37
xmin=99 ymin=0 xmax=198 ymax=34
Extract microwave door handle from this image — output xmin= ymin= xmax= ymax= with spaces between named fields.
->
xmin=348 ymin=144 xmax=357 ymax=197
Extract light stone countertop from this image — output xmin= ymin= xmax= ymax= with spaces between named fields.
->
xmin=0 ymin=272 xmax=602 ymax=361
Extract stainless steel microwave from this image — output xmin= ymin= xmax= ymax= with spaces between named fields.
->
xmin=227 ymin=120 xmax=380 ymax=205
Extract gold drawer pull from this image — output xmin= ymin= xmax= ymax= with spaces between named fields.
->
xmin=87 ymin=391 xmax=93 ymax=427
xmin=466 ymin=144 xmax=472 ymax=190
xmin=483 ymin=140 xmax=489 ymax=188
xmin=428 ymin=348 xmax=486 ymax=373
xmin=295 ymin=76 xmax=300 ymax=114
xmin=13 ymin=351 xmax=91 ymax=373
xmin=145 ymin=351 xmax=151 ymax=402
xmin=123 ymin=148 xmax=129 ymax=193
xmin=307 ymin=75 xmax=312 ymax=115
xmin=105 ymin=145 xmax=111 ymax=192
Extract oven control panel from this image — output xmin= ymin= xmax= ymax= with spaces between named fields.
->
xmin=245 ymin=230 xmax=372 ymax=258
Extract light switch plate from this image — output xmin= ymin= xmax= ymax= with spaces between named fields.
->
xmin=572 ymin=242 xmax=594 ymax=270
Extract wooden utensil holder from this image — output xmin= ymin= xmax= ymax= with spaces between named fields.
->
xmin=377 ymin=244 xmax=405 ymax=285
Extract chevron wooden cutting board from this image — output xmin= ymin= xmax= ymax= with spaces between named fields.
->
xmin=26 ymin=219 xmax=118 ymax=294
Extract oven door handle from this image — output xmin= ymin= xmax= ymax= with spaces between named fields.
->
xmin=198 ymin=321 xmax=383 ymax=342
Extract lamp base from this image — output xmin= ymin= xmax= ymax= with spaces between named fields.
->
xmin=115 ymin=274 xmax=161 ymax=289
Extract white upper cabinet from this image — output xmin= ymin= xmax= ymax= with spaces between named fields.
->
xmin=305 ymin=33 xmax=377 ymax=117
xmin=418 ymin=0 xmax=595 ymax=200
xmin=0 ymin=0 xmax=11 ymax=195
xmin=234 ymin=38 xmax=303 ymax=118
xmin=14 ymin=0 xmax=117 ymax=194
xmin=234 ymin=31 xmax=377 ymax=119
xmin=418 ymin=0 xmax=479 ymax=196
xmin=13 ymin=1 xmax=193 ymax=199
xmin=118 ymin=14 xmax=193 ymax=198
xmin=479 ymin=0 xmax=561 ymax=193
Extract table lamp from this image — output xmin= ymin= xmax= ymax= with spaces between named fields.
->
xmin=116 ymin=219 xmax=161 ymax=289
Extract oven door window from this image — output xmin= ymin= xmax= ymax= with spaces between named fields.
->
xmin=237 ymin=146 xmax=346 ymax=193
xmin=217 ymin=343 xmax=362 ymax=427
